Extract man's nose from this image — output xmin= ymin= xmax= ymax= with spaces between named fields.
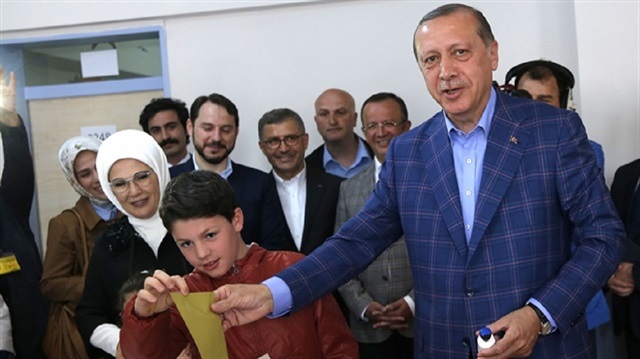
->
xmin=439 ymin=56 xmax=456 ymax=80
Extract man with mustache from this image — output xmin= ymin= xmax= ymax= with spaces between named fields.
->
xmin=139 ymin=97 xmax=192 ymax=178
xmin=306 ymin=88 xmax=373 ymax=179
xmin=181 ymin=93 xmax=288 ymax=249
xmin=208 ymin=4 xmax=625 ymax=359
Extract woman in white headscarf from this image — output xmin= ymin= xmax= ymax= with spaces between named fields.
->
xmin=41 ymin=135 xmax=119 ymax=359
xmin=75 ymin=129 xmax=191 ymax=359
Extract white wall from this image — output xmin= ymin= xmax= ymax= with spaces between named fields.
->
xmin=2 ymin=0 xmax=638 ymax=184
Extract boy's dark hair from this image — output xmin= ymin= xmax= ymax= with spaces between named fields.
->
xmin=117 ymin=270 xmax=152 ymax=314
xmin=160 ymin=170 xmax=238 ymax=232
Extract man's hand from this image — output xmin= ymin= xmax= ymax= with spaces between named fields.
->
xmin=364 ymin=301 xmax=385 ymax=323
xmin=609 ymin=262 xmax=635 ymax=297
xmin=477 ymin=306 xmax=540 ymax=358
xmin=211 ymin=284 xmax=274 ymax=331
xmin=0 ymin=67 xmax=19 ymax=127
xmin=134 ymin=270 xmax=189 ymax=318
xmin=372 ymin=298 xmax=412 ymax=330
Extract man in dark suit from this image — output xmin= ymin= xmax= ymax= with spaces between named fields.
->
xmin=305 ymin=88 xmax=373 ymax=179
xmin=336 ymin=92 xmax=414 ymax=359
xmin=176 ymin=93 xmax=288 ymax=249
xmin=209 ymin=4 xmax=625 ymax=358
xmin=257 ymin=108 xmax=342 ymax=254
xmin=609 ymin=159 xmax=640 ymax=358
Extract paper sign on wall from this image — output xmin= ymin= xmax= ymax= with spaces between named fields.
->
xmin=80 ymin=49 xmax=119 ymax=78
xmin=81 ymin=125 xmax=116 ymax=141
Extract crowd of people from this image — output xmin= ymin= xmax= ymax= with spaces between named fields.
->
xmin=0 ymin=3 xmax=638 ymax=359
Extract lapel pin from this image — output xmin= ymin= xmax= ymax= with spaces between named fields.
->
xmin=510 ymin=135 xmax=519 ymax=145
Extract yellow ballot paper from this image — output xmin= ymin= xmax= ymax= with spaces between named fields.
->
xmin=170 ymin=292 xmax=228 ymax=359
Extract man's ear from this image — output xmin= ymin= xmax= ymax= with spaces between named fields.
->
xmin=186 ymin=118 xmax=194 ymax=135
xmin=232 ymin=207 xmax=244 ymax=232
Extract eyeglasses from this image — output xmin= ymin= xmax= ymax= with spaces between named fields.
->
xmin=262 ymin=134 xmax=305 ymax=149
xmin=109 ymin=170 xmax=153 ymax=194
xmin=362 ymin=120 xmax=406 ymax=133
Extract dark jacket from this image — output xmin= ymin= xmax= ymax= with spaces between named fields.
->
xmin=266 ymin=168 xmax=343 ymax=254
xmin=75 ymin=217 xmax=192 ymax=358
xmin=0 ymin=120 xmax=48 ymax=359
xmin=610 ymin=158 xmax=640 ymax=340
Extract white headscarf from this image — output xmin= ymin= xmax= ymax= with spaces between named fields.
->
xmin=96 ymin=129 xmax=170 ymax=256
xmin=58 ymin=135 xmax=112 ymax=206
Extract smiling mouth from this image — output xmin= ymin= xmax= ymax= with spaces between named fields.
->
xmin=131 ymin=198 xmax=148 ymax=207
xmin=203 ymin=259 xmax=219 ymax=271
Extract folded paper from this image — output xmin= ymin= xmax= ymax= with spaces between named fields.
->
xmin=171 ymin=292 xmax=228 ymax=359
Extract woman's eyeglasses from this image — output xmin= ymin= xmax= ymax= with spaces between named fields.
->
xmin=109 ymin=170 xmax=153 ymax=194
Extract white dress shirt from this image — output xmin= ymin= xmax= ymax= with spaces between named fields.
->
xmin=273 ymin=167 xmax=307 ymax=251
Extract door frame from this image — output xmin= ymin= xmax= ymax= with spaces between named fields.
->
xmin=0 ymin=26 xmax=170 ymax=251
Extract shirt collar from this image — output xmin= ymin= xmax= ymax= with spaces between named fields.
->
xmin=444 ymin=87 xmax=497 ymax=138
xmin=374 ymin=157 xmax=382 ymax=183
xmin=273 ymin=165 xmax=306 ymax=186
xmin=193 ymin=156 xmax=234 ymax=179
xmin=321 ymin=135 xmax=371 ymax=168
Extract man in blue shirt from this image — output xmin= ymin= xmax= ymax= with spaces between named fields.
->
xmin=209 ymin=4 xmax=625 ymax=358
xmin=305 ymin=88 xmax=372 ymax=178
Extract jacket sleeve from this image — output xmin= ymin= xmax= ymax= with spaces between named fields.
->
xmin=0 ymin=120 xmax=34 ymax=223
xmin=120 ymin=297 xmax=192 ymax=359
xmin=313 ymin=293 xmax=359 ymax=358
xmin=41 ymin=211 xmax=85 ymax=304
xmin=535 ymin=110 xmax=626 ymax=335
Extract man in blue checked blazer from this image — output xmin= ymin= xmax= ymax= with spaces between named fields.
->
xmin=210 ymin=4 xmax=625 ymax=358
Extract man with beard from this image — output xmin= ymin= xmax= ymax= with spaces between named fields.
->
xmin=139 ymin=97 xmax=192 ymax=177
xmin=183 ymin=93 xmax=288 ymax=248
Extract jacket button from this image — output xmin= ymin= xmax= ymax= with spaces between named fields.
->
xmin=465 ymin=288 xmax=474 ymax=297
xmin=461 ymin=337 xmax=470 ymax=347
xmin=382 ymin=275 xmax=388 ymax=281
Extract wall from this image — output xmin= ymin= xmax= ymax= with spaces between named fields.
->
xmin=2 ymin=0 xmax=638 ymax=185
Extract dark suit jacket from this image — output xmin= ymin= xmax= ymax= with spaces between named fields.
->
xmin=0 ymin=120 xmax=48 ymax=359
xmin=276 ymin=91 xmax=625 ymax=358
xmin=610 ymin=158 xmax=640 ymax=339
xmin=267 ymin=168 xmax=342 ymax=255
xmin=169 ymin=159 xmax=288 ymax=248
xmin=305 ymin=135 xmax=373 ymax=175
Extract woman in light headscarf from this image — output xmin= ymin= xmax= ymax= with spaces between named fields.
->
xmin=75 ymin=129 xmax=191 ymax=359
xmin=41 ymin=135 xmax=119 ymax=359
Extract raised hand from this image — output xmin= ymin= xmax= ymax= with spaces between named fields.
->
xmin=134 ymin=269 xmax=189 ymax=318
xmin=0 ymin=67 xmax=19 ymax=126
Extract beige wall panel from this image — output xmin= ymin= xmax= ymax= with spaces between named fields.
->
xmin=29 ymin=90 xmax=163 ymax=252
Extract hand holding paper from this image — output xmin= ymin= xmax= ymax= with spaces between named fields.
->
xmin=134 ymin=269 xmax=190 ymax=318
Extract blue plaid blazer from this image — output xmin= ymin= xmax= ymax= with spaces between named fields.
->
xmin=277 ymin=91 xmax=625 ymax=358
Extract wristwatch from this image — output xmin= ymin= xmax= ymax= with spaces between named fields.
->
xmin=526 ymin=303 xmax=553 ymax=336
